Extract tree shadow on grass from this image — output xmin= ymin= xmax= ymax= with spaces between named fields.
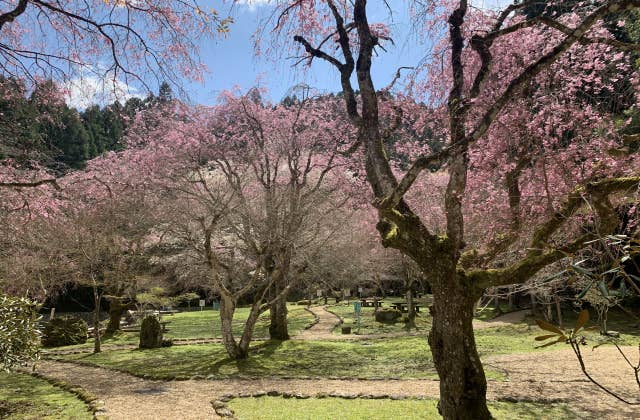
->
xmin=207 ymin=340 xmax=284 ymax=377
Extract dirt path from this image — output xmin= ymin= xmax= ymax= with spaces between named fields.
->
xmin=293 ymin=306 xmax=342 ymax=340
xmin=35 ymin=344 xmax=640 ymax=420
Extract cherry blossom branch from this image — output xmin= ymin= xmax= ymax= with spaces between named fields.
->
xmin=471 ymin=176 xmax=640 ymax=289
xmin=380 ymin=0 xmax=640 ymax=212
xmin=0 ymin=0 xmax=28 ymax=30
xmin=0 ymin=178 xmax=60 ymax=190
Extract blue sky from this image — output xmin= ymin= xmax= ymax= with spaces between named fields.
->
xmin=63 ymin=0 xmax=512 ymax=108
xmin=183 ymin=1 xmax=424 ymax=105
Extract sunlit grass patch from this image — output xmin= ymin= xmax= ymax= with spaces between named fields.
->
xmin=227 ymin=396 xmax=582 ymax=420
xmin=0 ymin=371 xmax=92 ymax=420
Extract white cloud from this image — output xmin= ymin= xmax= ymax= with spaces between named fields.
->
xmin=470 ymin=0 xmax=515 ymax=11
xmin=234 ymin=0 xmax=272 ymax=12
xmin=64 ymin=75 xmax=144 ymax=110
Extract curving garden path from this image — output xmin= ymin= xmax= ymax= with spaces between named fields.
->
xmin=35 ymin=345 xmax=640 ymax=419
xmin=33 ymin=307 xmax=639 ymax=419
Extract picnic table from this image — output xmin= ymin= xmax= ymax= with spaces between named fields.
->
xmin=391 ymin=302 xmax=421 ymax=313
xmin=360 ymin=298 xmax=383 ymax=308
xmin=159 ymin=320 xmax=171 ymax=333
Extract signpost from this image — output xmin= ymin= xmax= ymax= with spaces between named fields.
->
xmin=199 ymin=299 xmax=205 ymax=311
xmin=354 ymin=301 xmax=362 ymax=334
xmin=343 ymin=288 xmax=351 ymax=304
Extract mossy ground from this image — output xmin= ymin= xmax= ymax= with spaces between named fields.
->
xmin=0 ymin=372 xmax=92 ymax=420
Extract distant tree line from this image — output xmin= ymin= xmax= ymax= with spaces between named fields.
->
xmin=0 ymin=79 xmax=174 ymax=174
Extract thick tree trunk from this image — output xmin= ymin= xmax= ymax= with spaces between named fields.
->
xmin=219 ymin=295 xmax=264 ymax=360
xmin=428 ymin=279 xmax=492 ymax=420
xmin=269 ymin=294 xmax=289 ymax=340
xmin=530 ymin=292 xmax=537 ymax=316
xmin=219 ymin=294 xmax=245 ymax=359
xmin=238 ymin=303 xmax=263 ymax=357
xmin=92 ymin=284 xmax=101 ymax=354
xmin=105 ymin=297 xmax=127 ymax=336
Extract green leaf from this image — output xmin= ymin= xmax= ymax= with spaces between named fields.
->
xmin=620 ymin=280 xmax=628 ymax=298
xmin=572 ymin=265 xmax=594 ymax=278
xmin=573 ymin=310 xmax=589 ymax=334
xmin=597 ymin=280 xmax=609 ymax=297
xmin=535 ymin=336 xmax=566 ymax=349
xmin=576 ymin=280 xmax=595 ymax=299
xmin=536 ymin=319 xmax=565 ymax=335
xmin=535 ymin=334 xmax=559 ymax=341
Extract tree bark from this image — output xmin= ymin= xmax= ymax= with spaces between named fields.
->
xmin=92 ymin=283 xmax=101 ymax=354
xmin=555 ymin=293 xmax=563 ymax=328
xmin=105 ymin=297 xmax=127 ymax=336
xmin=269 ymin=293 xmax=289 ymax=340
xmin=268 ymin=252 xmax=291 ymax=341
xmin=219 ymin=294 xmax=246 ymax=359
xmin=428 ymin=275 xmax=492 ymax=420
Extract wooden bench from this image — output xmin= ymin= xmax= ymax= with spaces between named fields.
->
xmin=391 ymin=302 xmax=421 ymax=313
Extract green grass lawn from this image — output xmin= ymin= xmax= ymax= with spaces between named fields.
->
xmin=48 ymin=304 xmax=315 ymax=350
xmin=55 ymin=337 xmax=438 ymax=380
xmin=49 ymin=307 xmax=640 ymax=382
xmin=0 ymin=372 xmax=92 ymax=420
xmin=328 ymin=298 xmax=432 ymax=334
xmin=227 ymin=396 xmax=582 ymax=420
xmin=55 ymin=324 xmax=557 ymax=381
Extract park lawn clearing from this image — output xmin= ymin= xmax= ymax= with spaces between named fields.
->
xmin=54 ymin=336 xmax=514 ymax=380
xmin=55 ymin=337 xmax=439 ymax=380
xmin=46 ymin=304 xmax=315 ymax=350
xmin=164 ymin=304 xmax=315 ymax=340
xmin=0 ymin=371 xmax=92 ymax=420
xmin=227 ymin=396 xmax=582 ymax=420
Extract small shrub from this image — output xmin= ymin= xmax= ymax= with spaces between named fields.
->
xmin=41 ymin=316 xmax=88 ymax=348
xmin=0 ymin=295 xmax=41 ymax=369
xmin=161 ymin=338 xmax=173 ymax=347
xmin=374 ymin=308 xmax=401 ymax=323
xmin=297 ymin=300 xmax=311 ymax=306
xmin=139 ymin=315 xmax=163 ymax=349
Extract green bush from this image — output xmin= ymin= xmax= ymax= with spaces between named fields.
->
xmin=139 ymin=315 xmax=162 ymax=349
xmin=374 ymin=308 xmax=401 ymax=324
xmin=41 ymin=317 xmax=88 ymax=348
xmin=0 ymin=295 xmax=40 ymax=370
xmin=296 ymin=300 xmax=311 ymax=306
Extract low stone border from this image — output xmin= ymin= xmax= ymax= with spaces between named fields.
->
xmin=26 ymin=369 xmax=106 ymax=419
xmin=211 ymin=390 xmax=432 ymax=418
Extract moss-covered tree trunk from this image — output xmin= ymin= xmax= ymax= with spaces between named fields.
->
xmin=105 ymin=296 xmax=127 ymax=336
xmin=428 ymin=275 xmax=491 ymax=419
